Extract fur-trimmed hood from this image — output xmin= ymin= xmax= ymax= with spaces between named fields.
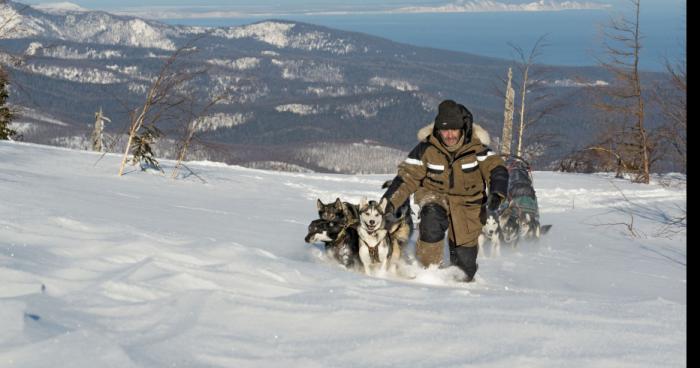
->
xmin=417 ymin=122 xmax=491 ymax=146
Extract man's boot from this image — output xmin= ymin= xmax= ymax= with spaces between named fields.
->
xmin=416 ymin=239 xmax=443 ymax=267
xmin=449 ymin=245 xmax=479 ymax=282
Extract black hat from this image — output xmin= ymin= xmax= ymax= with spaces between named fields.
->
xmin=435 ymin=100 xmax=473 ymax=131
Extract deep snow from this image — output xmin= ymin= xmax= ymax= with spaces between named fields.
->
xmin=0 ymin=141 xmax=686 ymax=367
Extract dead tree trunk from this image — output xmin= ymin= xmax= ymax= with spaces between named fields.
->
xmin=501 ymin=67 xmax=515 ymax=155
xmin=91 ymin=107 xmax=110 ymax=152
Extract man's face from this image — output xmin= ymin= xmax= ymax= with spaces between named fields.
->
xmin=439 ymin=129 xmax=462 ymax=146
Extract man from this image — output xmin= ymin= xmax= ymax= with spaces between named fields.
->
xmin=382 ymin=100 xmax=508 ymax=282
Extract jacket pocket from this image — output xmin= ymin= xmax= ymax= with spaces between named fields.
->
xmin=425 ymin=163 xmax=447 ymax=189
xmin=458 ymin=160 xmax=484 ymax=195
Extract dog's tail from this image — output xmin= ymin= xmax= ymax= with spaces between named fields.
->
xmin=540 ymin=224 xmax=552 ymax=235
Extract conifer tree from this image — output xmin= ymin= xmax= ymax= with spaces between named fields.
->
xmin=0 ymin=71 xmax=17 ymax=140
xmin=130 ymin=124 xmax=163 ymax=172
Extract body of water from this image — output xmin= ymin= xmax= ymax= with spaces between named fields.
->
xmin=163 ymin=7 xmax=685 ymax=72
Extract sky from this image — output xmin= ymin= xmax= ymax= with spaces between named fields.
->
xmin=22 ymin=0 xmax=683 ymax=14
xmin=0 ymin=140 xmax=686 ymax=367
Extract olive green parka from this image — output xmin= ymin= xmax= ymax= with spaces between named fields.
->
xmin=384 ymin=122 xmax=509 ymax=246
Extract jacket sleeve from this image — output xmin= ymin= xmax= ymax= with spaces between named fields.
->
xmin=477 ymin=147 xmax=508 ymax=198
xmin=382 ymin=142 xmax=429 ymax=209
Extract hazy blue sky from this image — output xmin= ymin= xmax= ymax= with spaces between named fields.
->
xmin=20 ymin=0 xmax=685 ymax=71
xmin=22 ymin=0 xmax=682 ymax=12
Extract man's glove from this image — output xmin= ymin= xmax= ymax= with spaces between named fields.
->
xmin=486 ymin=193 xmax=504 ymax=212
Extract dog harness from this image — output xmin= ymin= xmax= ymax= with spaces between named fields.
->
xmin=367 ymin=243 xmax=381 ymax=263
xmin=504 ymin=156 xmax=539 ymax=218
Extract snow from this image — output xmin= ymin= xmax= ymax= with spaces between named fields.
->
xmin=24 ymin=63 xmax=123 ymax=84
xmin=337 ymin=97 xmax=400 ymax=119
xmin=370 ymin=77 xmax=419 ymax=92
xmin=15 ymin=107 xmax=70 ymax=127
xmin=544 ymin=79 xmax=610 ymax=88
xmin=207 ymin=57 xmax=261 ymax=71
xmin=195 ymin=113 xmax=253 ymax=132
xmin=213 ymin=22 xmax=356 ymax=55
xmin=272 ymin=59 xmax=344 ymax=83
xmin=275 ymin=104 xmax=324 ymax=116
xmin=42 ymin=46 xmax=124 ymax=60
xmin=0 ymin=3 xmax=176 ymax=50
xmin=0 ymin=141 xmax=686 ymax=367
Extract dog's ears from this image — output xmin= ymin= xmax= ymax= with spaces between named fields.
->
xmin=359 ymin=197 xmax=369 ymax=212
xmin=334 ymin=198 xmax=343 ymax=210
xmin=316 ymin=199 xmax=324 ymax=211
xmin=379 ymin=197 xmax=389 ymax=214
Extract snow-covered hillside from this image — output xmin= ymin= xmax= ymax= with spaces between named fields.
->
xmin=0 ymin=142 xmax=686 ymax=367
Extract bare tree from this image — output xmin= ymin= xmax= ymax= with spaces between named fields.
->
xmin=591 ymin=0 xmax=650 ymax=183
xmin=91 ymin=107 xmax=111 ymax=152
xmin=117 ymin=37 xmax=206 ymax=176
xmin=500 ymin=67 xmax=515 ymax=155
xmin=170 ymin=95 xmax=227 ymax=181
xmin=652 ymin=55 xmax=686 ymax=173
xmin=507 ymin=34 xmax=568 ymax=162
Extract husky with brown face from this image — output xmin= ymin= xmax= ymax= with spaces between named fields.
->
xmin=316 ymin=198 xmax=359 ymax=225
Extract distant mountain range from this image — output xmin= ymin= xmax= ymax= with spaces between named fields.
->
xmin=0 ymin=1 xmax=666 ymax=173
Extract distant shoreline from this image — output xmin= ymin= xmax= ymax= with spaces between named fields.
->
xmin=159 ymin=10 xmax=684 ymax=72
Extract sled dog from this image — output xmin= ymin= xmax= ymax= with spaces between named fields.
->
xmin=381 ymin=180 xmax=414 ymax=262
xmin=317 ymin=198 xmax=359 ymax=225
xmin=499 ymin=156 xmax=552 ymax=245
xmin=498 ymin=201 xmax=552 ymax=246
xmin=478 ymin=208 xmax=502 ymax=257
xmin=356 ymin=198 xmax=396 ymax=275
xmin=305 ymin=218 xmax=359 ymax=268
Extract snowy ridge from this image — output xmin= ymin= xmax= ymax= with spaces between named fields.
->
xmin=369 ymin=76 xmax=419 ymax=92
xmin=272 ymin=59 xmax=344 ymax=83
xmin=305 ymin=85 xmax=379 ymax=97
xmin=244 ymin=161 xmax=315 ymax=173
xmin=0 ymin=4 xmax=44 ymax=38
xmin=39 ymin=45 xmax=124 ymax=60
xmin=337 ymin=97 xmax=401 ymax=119
xmin=15 ymin=107 xmax=70 ymax=126
xmin=213 ymin=21 xmax=357 ymax=55
xmin=295 ymin=142 xmax=407 ymax=174
xmin=206 ymin=57 xmax=261 ymax=70
xmin=24 ymin=63 xmax=123 ymax=84
xmin=195 ymin=112 xmax=253 ymax=132
xmin=544 ymin=78 xmax=610 ymax=87
xmin=208 ymin=75 xmax=269 ymax=104
xmin=0 ymin=142 xmax=686 ymax=367
xmin=275 ymin=104 xmax=326 ymax=116
xmin=0 ymin=2 xmax=177 ymax=50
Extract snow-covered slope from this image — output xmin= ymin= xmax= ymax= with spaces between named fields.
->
xmin=0 ymin=1 xmax=178 ymax=50
xmin=0 ymin=142 xmax=686 ymax=367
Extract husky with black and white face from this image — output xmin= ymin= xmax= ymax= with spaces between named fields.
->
xmin=478 ymin=210 xmax=502 ymax=257
xmin=357 ymin=197 xmax=393 ymax=276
